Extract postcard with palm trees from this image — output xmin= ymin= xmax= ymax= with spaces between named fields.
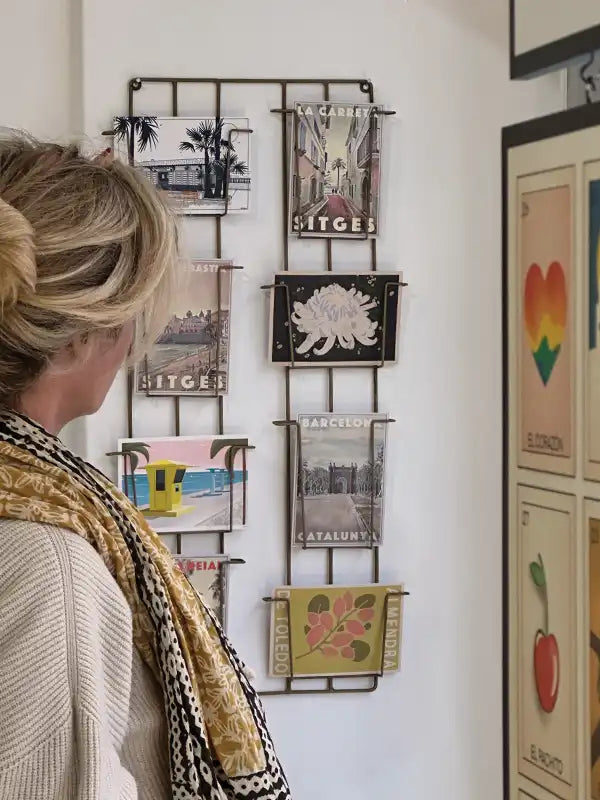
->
xmin=113 ymin=116 xmax=251 ymax=214
xmin=289 ymin=102 xmax=383 ymax=237
xmin=269 ymin=272 xmax=403 ymax=366
xmin=136 ymin=259 xmax=233 ymax=396
xmin=268 ymin=584 xmax=404 ymax=678
xmin=114 ymin=435 xmax=249 ymax=533
xmin=292 ymin=414 xmax=388 ymax=547
xmin=174 ymin=555 xmax=229 ymax=628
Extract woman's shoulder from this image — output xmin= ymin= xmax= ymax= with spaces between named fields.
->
xmin=0 ymin=518 xmax=130 ymax=621
xmin=0 ymin=520 xmax=136 ymax=776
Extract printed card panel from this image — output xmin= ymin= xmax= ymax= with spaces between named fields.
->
xmin=174 ymin=554 xmax=229 ymax=629
xmin=269 ymin=584 xmax=403 ymax=679
xmin=517 ymin=169 xmax=575 ymax=475
xmin=517 ymin=486 xmax=576 ymax=800
xmin=114 ymin=116 xmax=251 ymax=214
xmin=584 ymin=163 xmax=600 ymax=480
xmin=269 ymin=272 xmax=402 ymax=367
xmin=136 ymin=260 xmax=233 ymax=397
xmin=116 ymin=435 xmax=249 ymax=534
xmin=289 ymin=102 xmax=382 ymax=238
xmin=292 ymin=414 xmax=388 ymax=547
xmin=586 ymin=501 xmax=600 ymax=800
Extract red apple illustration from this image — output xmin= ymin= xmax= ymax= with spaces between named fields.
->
xmin=530 ymin=553 xmax=559 ymax=713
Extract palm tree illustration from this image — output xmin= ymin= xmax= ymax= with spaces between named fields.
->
xmin=179 ymin=122 xmax=217 ymax=199
xmin=209 ymin=118 xmax=227 ymax=199
xmin=106 ymin=442 xmax=150 ymax=505
xmin=209 ymin=438 xmax=249 ymax=476
xmin=221 ymin=153 xmax=249 ymax=200
xmin=113 ymin=117 xmax=159 ymax=166
xmin=330 ymin=157 xmax=347 ymax=191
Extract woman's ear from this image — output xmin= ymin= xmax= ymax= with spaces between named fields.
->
xmin=50 ymin=333 xmax=93 ymax=371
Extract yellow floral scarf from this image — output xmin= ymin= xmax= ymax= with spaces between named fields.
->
xmin=0 ymin=412 xmax=290 ymax=800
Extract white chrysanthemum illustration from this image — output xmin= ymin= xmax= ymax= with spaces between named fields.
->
xmin=291 ymin=283 xmax=378 ymax=356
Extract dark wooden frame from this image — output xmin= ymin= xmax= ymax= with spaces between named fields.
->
xmin=502 ymin=101 xmax=600 ymax=799
xmin=510 ymin=0 xmax=600 ymax=79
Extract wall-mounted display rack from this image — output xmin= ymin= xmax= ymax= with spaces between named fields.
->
xmin=120 ymin=74 xmax=405 ymax=697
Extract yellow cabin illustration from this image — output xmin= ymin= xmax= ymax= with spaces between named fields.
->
xmin=142 ymin=460 xmax=194 ymax=518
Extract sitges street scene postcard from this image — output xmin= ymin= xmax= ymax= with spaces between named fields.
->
xmin=116 ymin=435 xmax=249 ymax=534
xmin=289 ymin=102 xmax=382 ymax=238
xmin=293 ymin=414 xmax=388 ymax=547
xmin=113 ymin=116 xmax=251 ymax=214
xmin=136 ymin=260 xmax=233 ymax=397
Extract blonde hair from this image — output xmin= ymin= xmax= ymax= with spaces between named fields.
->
xmin=0 ymin=134 xmax=178 ymax=404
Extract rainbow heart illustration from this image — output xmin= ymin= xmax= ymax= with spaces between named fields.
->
xmin=524 ymin=261 xmax=567 ymax=386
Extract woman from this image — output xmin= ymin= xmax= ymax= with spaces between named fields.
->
xmin=0 ymin=136 xmax=290 ymax=800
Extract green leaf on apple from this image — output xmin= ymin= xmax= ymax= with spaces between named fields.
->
xmin=529 ymin=555 xmax=546 ymax=588
xmin=308 ymin=594 xmax=330 ymax=614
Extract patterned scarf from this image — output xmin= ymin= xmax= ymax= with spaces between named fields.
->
xmin=0 ymin=411 xmax=290 ymax=800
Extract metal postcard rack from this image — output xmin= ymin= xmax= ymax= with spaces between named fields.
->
xmin=122 ymin=75 xmax=407 ymax=697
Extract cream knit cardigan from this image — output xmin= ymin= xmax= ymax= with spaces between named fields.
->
xmin=0 ymin=519 xmax=172 ymax=799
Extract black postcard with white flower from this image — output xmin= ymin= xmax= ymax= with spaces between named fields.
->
xmin=269 ymin=272 xmax=403 ymax=366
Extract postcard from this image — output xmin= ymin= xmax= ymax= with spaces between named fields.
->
xmin=174 ymin=554 xmax=229 ymax=628
xmin=268 ymin=584 xmax=404 ymax=678
xmin=136 ymin=260 xmax=233 ymax=396
xmin=116 ymin=435 xmax=249 ymax=533
xmin=289 ymin=102 xmax=382 ymax=237
xmin=292 ymin=413 xmax=388 ymax=547
xmin=269 ymin=272 xmax=402 ymax=367
xmin=113 ymin=116 xmax=251 ymax=214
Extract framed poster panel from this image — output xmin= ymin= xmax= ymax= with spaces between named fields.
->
xmin=510 ymin=0 xmax=600 ymax=79
xmin=503 ymin=103 xmax=600 ymax=800
xmin=515 ymin=487 xmax=576 ymax=800
xmin=516 ymin=169 xmax=575 ymax=475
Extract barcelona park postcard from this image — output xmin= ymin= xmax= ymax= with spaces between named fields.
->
xmin=289 ymin=102 xmax=382 ymax=237
xmin=293 ymin=413 xmax=389 ymax=547
xmin=113 ymin=116 xmax=251 ymax=214
xmin=114 ymin=435 xmax=249 ymax=534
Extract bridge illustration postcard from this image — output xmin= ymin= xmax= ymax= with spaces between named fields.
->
xmin=174 ymin=554 xmax=229 ymax=627
xmin=289 ymin=102 xmax=382 ymax=237
xmin=268 ymin=584 xmax=404 ymax=678
xmin=113 ymin=116 xmax=251 ymax=214
xmin=115 ymin=435 xmax=249 ymax=534
xmin=269 ymin=272 xmax=402 ymax=367
xmin=292 ymin=413 xmax=388 ymax=547
xmin=136 ymin=259 xmax=233 ymax=396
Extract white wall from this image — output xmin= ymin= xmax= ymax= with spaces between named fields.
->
xmin=0 ymin=0 xmax=80 ymax=137
xmin=514 ymin=0 xmax=600 ymax=56
xmin=4 ymin=1 xmax=564 ymax=798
